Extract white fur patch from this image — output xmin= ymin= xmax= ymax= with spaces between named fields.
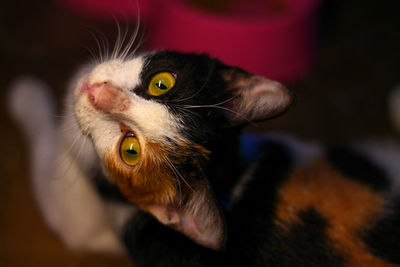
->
xmin=88 ymin=59 xmax=143 ymax=90
xmin=125 ymin=94 xmax=182 ymax=142
xmin=74 ymin=56 xmax=183 ymax=161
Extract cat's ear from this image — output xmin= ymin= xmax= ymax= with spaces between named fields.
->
xmin=221 ymin=67 xmax=294 ymax=126
xmin=146 ymin=180 xmax=226 ymax=250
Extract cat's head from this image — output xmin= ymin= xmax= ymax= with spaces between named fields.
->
xmin=74 ymin=51 xmax=293 ymax=249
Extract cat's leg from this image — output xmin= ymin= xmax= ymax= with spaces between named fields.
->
xmin=36 ymin=112 xmax=124 ymax=253
xmin=8 ymin=77 xmax=123 ymax=254
xmin=41 ymin=141 xmax=124 ymax=253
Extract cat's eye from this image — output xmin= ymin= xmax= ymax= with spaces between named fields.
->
xmin=148 ymin=72 xmax=176 ymax=96
xmin=120 ymin=134 xmax=140 ymax=166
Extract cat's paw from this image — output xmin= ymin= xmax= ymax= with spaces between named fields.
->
xmin=62 ymin=224 xmax=125 ymax=255
xmin=83 ymin=229 xmax=126 ymax=255
xmin=7 ymin=76 xmax=55 ymax=136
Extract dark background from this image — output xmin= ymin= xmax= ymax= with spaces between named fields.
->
xmin=1 ymin=0 xmax=399 ymax=266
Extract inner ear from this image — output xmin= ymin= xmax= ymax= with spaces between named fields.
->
xmin=145 ymin=180 xmax=226 ymax=250
xmin=221 ymin=67 xmax=294 ymax=126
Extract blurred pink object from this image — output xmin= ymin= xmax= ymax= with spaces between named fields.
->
xmin=59 ymin=0 xmax=320 ymax=83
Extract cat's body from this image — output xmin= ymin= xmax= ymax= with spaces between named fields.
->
xmin=9 ymin=51 xmax=400 ymax=266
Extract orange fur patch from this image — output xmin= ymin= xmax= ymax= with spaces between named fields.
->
xmin=105 ymin=141 xmax=177 ymax=207
xmin=105 ymin=124 xmax=211 ymax=212
xmin=275 ymin=160 xmax=392 ymax=266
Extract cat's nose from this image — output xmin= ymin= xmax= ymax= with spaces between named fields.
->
xmin=86 ymin=82 xmax=131 ymax=113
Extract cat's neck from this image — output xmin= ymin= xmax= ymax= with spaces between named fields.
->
xmin=206 ymin=127 xmax=245 ymax=207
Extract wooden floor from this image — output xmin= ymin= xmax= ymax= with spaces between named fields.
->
xmin=1 ymin=0 xmax=399 ymax=266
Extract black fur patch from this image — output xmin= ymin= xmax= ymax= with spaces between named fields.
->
xmin=122 ymin=211 xmax=212 ymax=267
xmin=121 ymin=140 xmax=346 ymax=266
xmin=121 ymin=141 xmax=296 ymax=266
xmin=326 ymin=146 xmax=390 ymax=191
xmin=207 ymin=127 xmax=244 ymax=205
xmin=91 ymin=170 xmax=130 ymax=204
xmin=265 ymin=209 xmax=345 ymax=266
xmin=225 ymin=140 xmax=295 ymax=265
xmin=139 ymin=51 xmax=237 ymax=145
xmin=363 ymin=200 xmax=400 ymax=264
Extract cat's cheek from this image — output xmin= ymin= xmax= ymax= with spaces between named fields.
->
xmin=103 ymin=142 xmax=178 ymax=206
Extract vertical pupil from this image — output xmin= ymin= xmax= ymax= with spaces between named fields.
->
xmin=126 ymin=149 xmax=137 ymax=155
xmin=156 ymin=80 xmax=168 ymax=90
xmin=126 ymin=144 xmax=137 ymax=155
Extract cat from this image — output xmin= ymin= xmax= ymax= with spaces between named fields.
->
xmin=9 ymin=50 xmax=400 ymax=266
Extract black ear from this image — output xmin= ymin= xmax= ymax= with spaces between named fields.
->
xmin=221 ymin=67 xmax=294 ymax=126
xmin=146 ymin=179 xmax=226 ymax=250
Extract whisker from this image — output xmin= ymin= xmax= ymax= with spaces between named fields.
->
xmin=120 ymin=15 xmax=140 ymax=59
xmin=112 ymin=19 xmax=124 ymax=60
xmin=54 ymin=132 xmax=90 ymax=192
xmin=56 ymin=123 xmax=79 ymax=134
xmin=127 ymin=28 xmax=146 ymax=60
xmin=175 ymin=106 xmax=200 ymax=118
xmin=82 ymin=44 xmax=100 ymax=64
xmin=94 ymin=28 xmax=111 ymax=61
xmin=172 ymin=67 xmax=215 ymax=103
xmin=182 ymin=104 xmax=257 ymax=126
xmin=119 ymin=23 xmax=131 ymax=59
xmin=52 ymin=112 xmax=75 ymax=119
xmin=210 ymin=95 xmax=238 ymax=107
xmin=164 ymin=157 xmax=183 ymax=206
xmin=54 ymin=132 xmax=84 ymax=171
xmin=128 ymin=0 xmax=145 ymax=57
xmin=164 ymin=156 xmax=194 ymax=193
xmin=86 ymin=29 xmax=104 ymax=63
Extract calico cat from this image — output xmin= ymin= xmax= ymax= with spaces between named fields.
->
xmin=9 ymin=51 xmax=400 ymax=266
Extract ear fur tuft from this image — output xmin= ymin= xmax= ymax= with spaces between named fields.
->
xmin=145 ymin=180 xmax=226 ymax=250
xmin=222 ymin=68 xmax=294 ymax=125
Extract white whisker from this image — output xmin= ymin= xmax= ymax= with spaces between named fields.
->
xmin=163 ymin=157 xmax=183 ymax=205
xmin=87 ymin=30 xmax=104 ymax=62
xmin=112 ymin=20 xmax=124 ymax=60
xmin=82 ymin=44 xmax=100 ymax=64
xmin=182 ymin=104 xmax=257 ymax=126
xmin=52 ymin=112 xmax=75 ymax=119
xmin=85 ymin=27 xmax=112 ymax=63
xmin=164 ymin=156 xmax=194 ymax=193
xmin=120 ymin=19 xmax=140 ymax=59
xmin=173 ymin=68 xmax=215 ymax=104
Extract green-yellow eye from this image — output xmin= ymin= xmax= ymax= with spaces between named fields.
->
xmin=148 ymin=72 xmax=176 ymax=96
xmin=120 ymin=134 xmax=140 ymax=166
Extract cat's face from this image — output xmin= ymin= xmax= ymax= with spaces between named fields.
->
xmin=74 ymin=51 xmax=293 ymax=249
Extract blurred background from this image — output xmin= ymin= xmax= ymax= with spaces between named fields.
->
xmin=1 ymin=0 xmax=399 ymax=266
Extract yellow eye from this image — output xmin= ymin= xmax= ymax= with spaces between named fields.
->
xmin=120 ymin=134 xmax=140 ymax=166
xmin=148 ymin=72 xmax=176 ymax=96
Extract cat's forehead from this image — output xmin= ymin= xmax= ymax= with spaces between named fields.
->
xmin=88 ymin=57 xmax=145 ymax=89
xmin=88 ymin=51 xmax=215 ymax=87
xmin=140 ymin=51 xmax=218 ymax=80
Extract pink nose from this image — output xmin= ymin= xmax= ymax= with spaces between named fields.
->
xmin=85 ymin=82 xmax=131 ymax=113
